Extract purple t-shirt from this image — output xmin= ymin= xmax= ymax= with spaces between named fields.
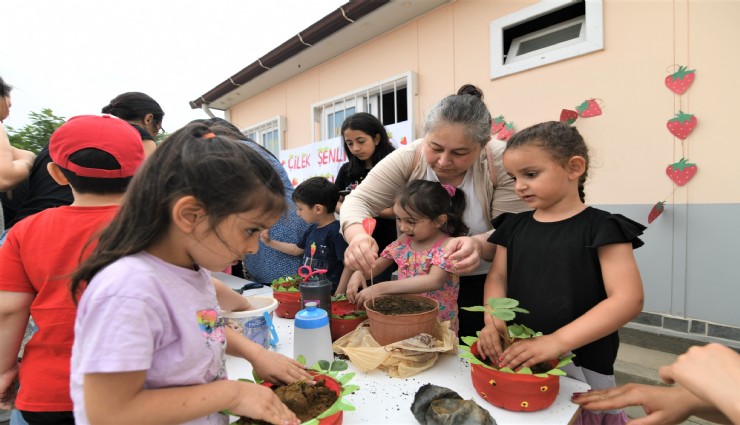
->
xmin=71 ymin=252 xmax=228 ymax=425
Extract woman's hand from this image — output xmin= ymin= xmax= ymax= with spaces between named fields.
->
xmin=572 ymin=384 xmax=706 ymax=425
xmin=249 ymin=350 xmax=313 ymax=385
xmin=231 ymin=381 xmax=301 ymax=425
xmin=343 ymin=230 xmax=378 ymax=274
xmin=444 ymin=236 xmax=482 ymax=274
xmin=500 ymin=334 xmax=565 ymax=371
xmin=346 ymin=271 xmax=367 ymax=304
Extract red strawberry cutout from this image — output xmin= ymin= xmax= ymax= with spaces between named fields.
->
xmin=666 ymin=111 xmax=697 ymax=140
xmin=648 ymin=201 xmax=665 ymax=224
xmin=362 ymin=217 xmax=376 ymax=235
xmin=497 ymin=122 xmax=515 ymax=141
xmin=665 ymin=66 xmax=696 ymax=95
xmin=400 ymin=136 xmax=408 ymax=145
xmin=491 ymin=116 xmax=506 ymax=134
xmin=666 ymin=158 xmax=697 ymax=186
xmin=291 ymin=177 xmax=299 ymax=187
xmin=575 ymin=99 xmax=602 ymax=117
xmin=560 ymin=109 xmax=579 ymax=125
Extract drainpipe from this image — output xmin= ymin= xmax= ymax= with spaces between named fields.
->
xmin=201 ymin=102 xmax=216 ymax=118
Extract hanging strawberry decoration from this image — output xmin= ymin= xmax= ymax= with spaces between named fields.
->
xmin=497 ymin=122 xmax=515 ymax=141
xmin=559 ymin=109 xmax=579 ymax=125
xmin=665 ymin=66 xmax=696 ymax=95
xmin=491 ymin=116 xmax=507 ymax=135
xmin=575 ymin=99 xmax=602 ymax=117
xmin=666 ymin=111 xmax=697 ymax=140
xmin=647 ymin=201 xmax=665 ymax=224
xmin=666 ymin=158 xmax=697 ymax=186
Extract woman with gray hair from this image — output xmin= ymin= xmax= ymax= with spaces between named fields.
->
xmin=340 ymin=85 xmax=528 ymax=339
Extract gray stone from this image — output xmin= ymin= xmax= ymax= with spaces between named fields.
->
xmin=663 ymin=317 xmax=688 ymax=333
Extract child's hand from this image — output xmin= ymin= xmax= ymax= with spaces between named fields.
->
xmin=500 ymin=334 xmax=564 ymax=371
xmin=346 ymin=271 xmax=367 ymax=304
xmin=232 ymin=381 xmax=300 ymax=425
xmin=260 ymin=230 xmax=271 ymax=244
xmin=477 ymin=323 xmax=505 ymax=362
xmin=0 ymin=364 xmax=19 ymax=410
xmin=354 ymin=285 xmax=377 ymax=308
xmin=250 ymin=350 xmax=313 ymax=385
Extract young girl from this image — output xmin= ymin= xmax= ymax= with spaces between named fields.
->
xmin=68 ymin=124 xmax=308 ymax=425
xmin=344 ymin=180 xmax=467 ymax=335
xmin=478 ymin=121 xmax=645 ymax=425
xmin=335 ymin=112 xmax=397 ymax=282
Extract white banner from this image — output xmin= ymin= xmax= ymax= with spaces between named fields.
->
xmin=279 ymin=120 xmax=414 ymax=187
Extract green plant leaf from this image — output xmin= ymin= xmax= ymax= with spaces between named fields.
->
xmin=251 ymin=370 xmax=264 ymax=384
xmin=488 ymin=297 xmax=519 ymax=309
xmin=330 ymin=360 xmax=348 ymax=372
xmin=317 ymin=360 xmax=331 ymax=371
xmin=461 ymin=306 xmax=487 ymax=312
xmin=237 ymin=378 xmax=255 ymax=384
xmin=296 ymin=355 xmax=306 ymax=366
xmin=493 ymin=310 xmax=515 ymax=321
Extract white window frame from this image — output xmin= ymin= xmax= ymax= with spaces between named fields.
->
xmin=311 ymin=71 xmax=416 ymax=143
xmin=241 ymin=115 xmax=285 ymax=157
xmin=490 ymin=0 xmax=603 ymax=79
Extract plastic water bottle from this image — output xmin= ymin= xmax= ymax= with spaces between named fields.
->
xmin=299 ymin=273 xmax=332 ymax=314
xmin=294 ymin=302 xmax=333 ymax=367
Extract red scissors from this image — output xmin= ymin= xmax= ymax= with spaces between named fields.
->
xmin=298 ymin=265 xmax=328 ymax=281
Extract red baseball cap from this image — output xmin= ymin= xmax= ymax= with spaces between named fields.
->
xmin=49 ymin=114 xmax=145 ymax=178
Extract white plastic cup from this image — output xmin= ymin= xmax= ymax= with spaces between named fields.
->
xmin=223 ymin=296 xmax=278 ymax=349
xmin=294 ymin=302 xmax=333 ymax=367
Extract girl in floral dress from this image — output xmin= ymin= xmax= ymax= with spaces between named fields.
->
xmin=345 ymin=180 xmax=467 ymax=335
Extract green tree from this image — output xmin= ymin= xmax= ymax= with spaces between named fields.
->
xmin=6 ymin=108 xmax=66 ymax=154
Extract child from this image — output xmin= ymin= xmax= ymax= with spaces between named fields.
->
xmin=261 ymin=176 xmax=351 ymax=293
xmin=335 ymin=113 xmax=397 ymax=282
xmin=68 ymin=124 xmax=306 ymax=425
xmin=345 ymin=180 xmax=468 ymax=335
xmin=477 ymin=121 xmax=645 ymax=425
xmin=0 ymin=114 xmax=145 ymax=424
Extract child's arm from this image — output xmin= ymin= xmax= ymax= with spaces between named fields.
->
xmin=0 ymin=291 xmax=34 ymax=409
xmin=224 ymin=327 xmax=312 ymax=385
xmin=82 ymin=368 xmax=299 ymax=425
xmin=345 ymin=257 xmax=393 ymax=304
xmin=212 ymin=276 xmax=252 ymax=311
xmin=500 ymin=242 xmax=644 ymax=370
xmin=477 ymin=245 xmax=509 ymax=361
xmin=260 ymin=230 xmax=304 ymax=257
xmin=334 ymin=265 xmax=355 ymax=295
xmin=353 ymin=264 xmax=447 ymax=307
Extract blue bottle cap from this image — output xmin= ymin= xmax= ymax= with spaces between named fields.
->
xmin=295 ymin=302 xmax=329 ymax=329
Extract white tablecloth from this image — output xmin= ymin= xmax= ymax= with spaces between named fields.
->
xmin=226 ymin=317 xmax=590 ymax=424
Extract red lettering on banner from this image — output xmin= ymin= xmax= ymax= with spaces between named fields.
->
xmin=318 ymin=147 xmax=347 ymax=166
xmin=287 ymin=154 xmax=311 ymax=170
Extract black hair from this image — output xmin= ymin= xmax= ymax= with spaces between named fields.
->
xmin=292 ymin=177 xmax=339 ymax=213
xmin=396 ymin=180 xmax=468 ymax=237
xmin=102 ymin=92 xmax=164 ymax=126
xmin=506 ymin=121 xmax=590 ymax=202
xmin=423 ymin=84 xmax=491 ymax=147
xmin=58 ymin=148 xmax=132 ymax=194
xmin=0 ymin=76 xmax=12 ymax=98
xmin=71 ymin=123 xmax=286 ymax=301
xmin=340 ymin=112 xmax=395 ymax=181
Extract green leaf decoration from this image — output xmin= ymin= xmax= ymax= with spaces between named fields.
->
xmin=499 ymin=367 xmax=515 ymax=373
xmin=547 ymin=368 xmax=567 ymax=376
xmin=303 ymin=419 xmax=319 ymax=425
xmin=338 ymin=372 xmax=356 ymax=385
xmin=518 ymin=367 xmax=533 ymax=374
xmin=296 ymin=355 xmax=307 ymax=366
xmin=534 ymin=373 xmax=549 ymax=378
xmin=670 ymin=65 xmax=695 ymax=80
xmin=576 ymin=100 xmax=590 ymax=114
xmin=340 ymin=384 xmax=360 ymax=396
xmin=250 ymin=370 xmax=263 ymax=384
xmin=669 ymin=110 xmax=695 ymax=124
xmin=460 ymin=336 xmax=479 ymax=347
xmin=556 ymin=353 xmax=576 ymax=369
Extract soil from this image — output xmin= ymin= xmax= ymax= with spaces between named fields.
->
xmin=368 ymin=296 xmax=436 ymax=315
xmin=237 ymin=378 xmax=338 ymax=424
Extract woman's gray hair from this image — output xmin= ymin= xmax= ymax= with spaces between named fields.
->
xmin=423 ymin=93 xmax=491 ymax=147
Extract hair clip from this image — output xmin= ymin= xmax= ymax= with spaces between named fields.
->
xmin=202 ymin=132 xmax=217 ymax=139
xmin=441 ymin=183 xmax=456 ymax=197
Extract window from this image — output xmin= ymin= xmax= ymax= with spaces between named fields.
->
xmin=241 ymin=116 xmax=285 ymax=157
xmin=490 ymin=0 xmax=603 ymax=79
xmin=312 ymin=72 xmax=415 ymax=142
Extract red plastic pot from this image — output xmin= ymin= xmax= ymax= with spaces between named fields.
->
xmin=470 ymin=342 xmax=559 ymax=412
xmin=261 ymin=373 xmax=343 ymax=425
xmin=273 ymin=290 xmax=301 ymax=319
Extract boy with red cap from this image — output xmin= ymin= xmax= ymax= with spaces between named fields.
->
xmin=0 ymin=115 xmax=145 ymax=424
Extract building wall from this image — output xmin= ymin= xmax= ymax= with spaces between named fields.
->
xmin=228 ymin=0 xmax=740 ymax=332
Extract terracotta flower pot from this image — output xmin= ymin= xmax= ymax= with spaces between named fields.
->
xmin=273 ymin=290 xmax=302 ymax=319
xmin=470 ymin=342 xmax=559 ymax=412
xmin=261 ymin=373 xmax=343 ymax=425
xmin=364 ymin=294 xmax=439 ymax=346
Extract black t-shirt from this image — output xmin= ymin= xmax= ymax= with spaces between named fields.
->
xmin=335 ymin=162 xmax=397 ymax=254
xmin=1 ymin=146 xmax=73 ymax=229
xmin=130 ymin=124 xmax=154 ymax=141
xmin=297 ymin=221 xmax=349 ymax=288
xmin=488 ymin=207 xmax=645 ymax=374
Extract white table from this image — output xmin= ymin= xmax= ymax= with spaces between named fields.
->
xmin=227 ymin=317 xmax=590 ymax=424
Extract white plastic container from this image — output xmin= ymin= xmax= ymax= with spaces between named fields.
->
xmin=223 ymin=296 xmax=277 ymax=349
xmin=293 ymin=302 xmax=333 ymax=367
